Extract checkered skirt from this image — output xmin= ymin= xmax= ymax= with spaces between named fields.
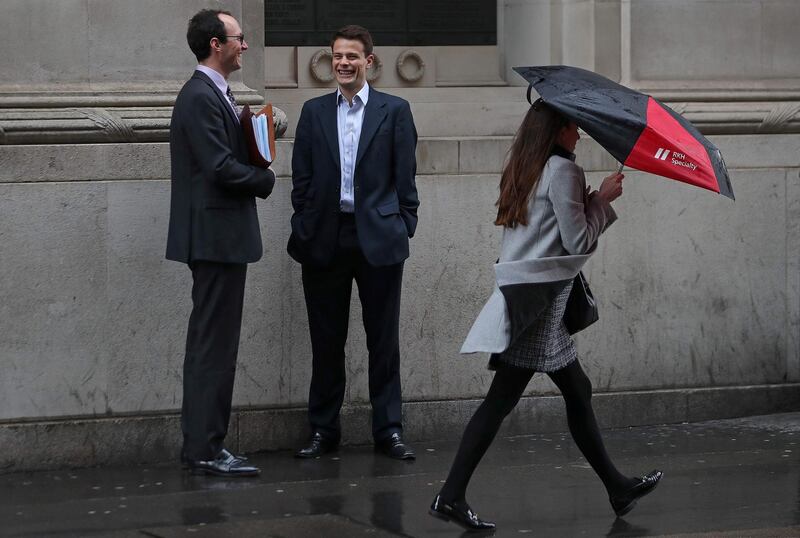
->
xmin=489 ymin=280 xmax=577 ymax=372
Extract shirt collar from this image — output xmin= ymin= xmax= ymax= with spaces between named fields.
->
xmin=336 ymin=82 xmax=370 ymax=107
xmin=195 ymin=65 xmax=229 ymax=96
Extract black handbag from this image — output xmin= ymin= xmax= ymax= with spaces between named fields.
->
xmin=563 ymin=271 xmax=599 ymax=335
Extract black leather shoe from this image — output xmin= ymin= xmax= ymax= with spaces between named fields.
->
xmin=375 ymin=433 xmax=416 ymax=460
xmin=609 ymin=470 xmax=663 ymax=517
xmin=295 ymin=432 xmax=338 ymax=459
xmin=187 ymin=449 xmax=259 ymax=477
xmin=429 ymin=495 xmax=496 ymax=532
xmin=182 ymin=448 xmax=247 ymax=470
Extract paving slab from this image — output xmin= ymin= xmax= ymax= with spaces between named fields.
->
xmin=1 ymin=413 xmax=798 ymax=537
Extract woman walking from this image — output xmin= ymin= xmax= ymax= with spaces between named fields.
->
xmin=429 ymin=100 xmax=662 ymax=532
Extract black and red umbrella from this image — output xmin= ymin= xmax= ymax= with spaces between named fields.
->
xmin=514 ymin=65 xmax=734 ymax=200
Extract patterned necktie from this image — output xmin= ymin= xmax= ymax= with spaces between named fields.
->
xmin=225 ymin=86 xmax=238 ymax=117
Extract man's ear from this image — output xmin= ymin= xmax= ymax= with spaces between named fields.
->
xmin=365 ymin=54 xmax=375 ymax=68
xmin=210 ymin=37 xmax=221 ymax=53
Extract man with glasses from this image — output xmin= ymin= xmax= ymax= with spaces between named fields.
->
xmin=166 ymin=9 xmax=274 ymax=477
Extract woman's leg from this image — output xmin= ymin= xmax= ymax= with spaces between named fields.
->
xmin=547 ymin=360 xmax=637 ymax=495
xmin=438 ymin=364 xmax=534 ymax=503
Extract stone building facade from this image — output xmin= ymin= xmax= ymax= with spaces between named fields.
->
xmin=0 ymin=0 xmax=798 ymax=470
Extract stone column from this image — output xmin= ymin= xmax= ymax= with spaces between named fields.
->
xmin=496 ymin=0 xmax=800 ymax=134
xmin=498 ymin=0 xmax=621 ymax=86
xmin=498 ymin=0 xmax=556 ymax=86
xmin=0 ymin=0 xmax=281 ymax=145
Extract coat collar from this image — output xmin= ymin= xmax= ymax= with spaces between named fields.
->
xmin=321 ymin=91 xmax=340 ymax=168
xmin=551 ymin=144 xmax=576 ymax=161
xmin=355 ymin=88 xmax=387 ymax=168
xmin=321 ymin=87 xmax=388 ymax=170
xmin=192 ymin=70 xmax=239 ymax=126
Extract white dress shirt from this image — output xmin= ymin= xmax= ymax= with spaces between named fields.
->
xmin=195 ymin=64 xmax=239 ymax=121
xmin=336 ymin=83 xmax=370 ymax=213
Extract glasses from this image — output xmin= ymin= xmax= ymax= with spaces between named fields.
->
xmin=224 ymin=34 xmax=245 ymax=43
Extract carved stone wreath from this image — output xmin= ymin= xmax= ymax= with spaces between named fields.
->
xmin=310 ymin=49 xmax=334 ymax=82
xmin=367 ymin=53 xmax=382 ymax=82
xmin=396 ymin=50 xmax=425 ymax=82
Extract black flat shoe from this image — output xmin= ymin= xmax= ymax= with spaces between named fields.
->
xmin=295 ymin=431 xmax=339 ymax=459
xmin=609 ymin=470 xmax=663 ymax=517
xmin=187 ymin=449 xmax=260 ymax=477
xmin=375 ymin=433 xmax=416 ymax=460
xmin=429 ymin=494 xmax=496 ymax=532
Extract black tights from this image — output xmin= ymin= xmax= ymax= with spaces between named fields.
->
xmin=439 ymin=360 xmax=635 ymax=504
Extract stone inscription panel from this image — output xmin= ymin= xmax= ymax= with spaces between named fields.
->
xmin=408 ymin=0 xmax=495 ymax=32
xmin=266 ymin=0 xmax=496 ymax=46
xmin=267 ymin=0 xmax=315 ymax=31
xmin=317 ymin=1 xmax=405 ymax=31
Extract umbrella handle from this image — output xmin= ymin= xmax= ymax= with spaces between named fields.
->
xmin=616 ymin=162 xmax=624 ymax=174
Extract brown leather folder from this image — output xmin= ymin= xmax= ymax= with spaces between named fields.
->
xmin=240 ymin=104 xmax=276 ymax=168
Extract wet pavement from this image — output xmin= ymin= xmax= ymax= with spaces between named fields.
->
xmin=1 ymin=412 xmax=798 ymax=537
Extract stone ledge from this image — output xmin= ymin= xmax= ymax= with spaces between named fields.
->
xmin=0 ymin=84 xmax=261 ymax=108
xmin=1 ymin=383 xmax=797 ymax=474
xmin=2 ymin=135 xmax=798 ymax=184
xmin=2 ymin=99 xmax=799 ymax=144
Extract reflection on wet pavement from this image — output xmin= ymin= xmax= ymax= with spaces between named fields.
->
xmin=1 ymin=413 xmax=797 ymax=537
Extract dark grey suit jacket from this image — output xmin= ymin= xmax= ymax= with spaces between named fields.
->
xmin=287 ymin=88 xmax=419 ymax=267
xmin=166 ymin=70 xmax=275 ymax=264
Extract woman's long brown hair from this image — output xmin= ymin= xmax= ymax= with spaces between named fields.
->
xmin=495 ymin=102 xmax=569 ymax=228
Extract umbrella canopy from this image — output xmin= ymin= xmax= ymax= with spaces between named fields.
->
xmin=513 ymin=65 xmax=734 ymax=200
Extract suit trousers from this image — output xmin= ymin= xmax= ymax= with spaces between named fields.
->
xmin=181 ymin=260 xmax=247 ymax=460
xmin=301 ymin=213 xmax=404 ymax=442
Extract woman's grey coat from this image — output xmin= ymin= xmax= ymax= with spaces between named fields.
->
xmin=461 ymin=152 xmax=617 ymax=354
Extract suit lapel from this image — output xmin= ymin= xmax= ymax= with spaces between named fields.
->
xmin=320 ymin=92 xmax=340 ymax=168
xmin=193 ymin=71 xmax=240 ymax=126
xmin=355 ymin=90 xmax=387 ymax=169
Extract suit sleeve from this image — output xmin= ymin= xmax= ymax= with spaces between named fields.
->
xmin=181 ymin=90 xmax=274 ymax=199
xmin=290 ymin=102 xmax=313 ymax=214
xmin=393 ymin=101 xmax=420 ymax=238
xmin=549 ymin=161 xmax=617 ymax=255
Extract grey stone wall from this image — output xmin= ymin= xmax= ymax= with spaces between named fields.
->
xmin=1 ymin=134 xmax=797 ymax=419
xmin=499 ymin=0 xmax=800 ymax=91
xmin=0 ymin=0 xmax=266 ymax=145
xmin=1 ymin=0 xmax=263 ymax=90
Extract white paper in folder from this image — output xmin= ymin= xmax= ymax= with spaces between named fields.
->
xmin=251 ymin=114 xmax=272 ymax=162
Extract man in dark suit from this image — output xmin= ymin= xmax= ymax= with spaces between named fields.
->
xmin=288 ymin=25 xmax=419 ymax=460
xmin=166 ymin=9 xmax=274 ymax=477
